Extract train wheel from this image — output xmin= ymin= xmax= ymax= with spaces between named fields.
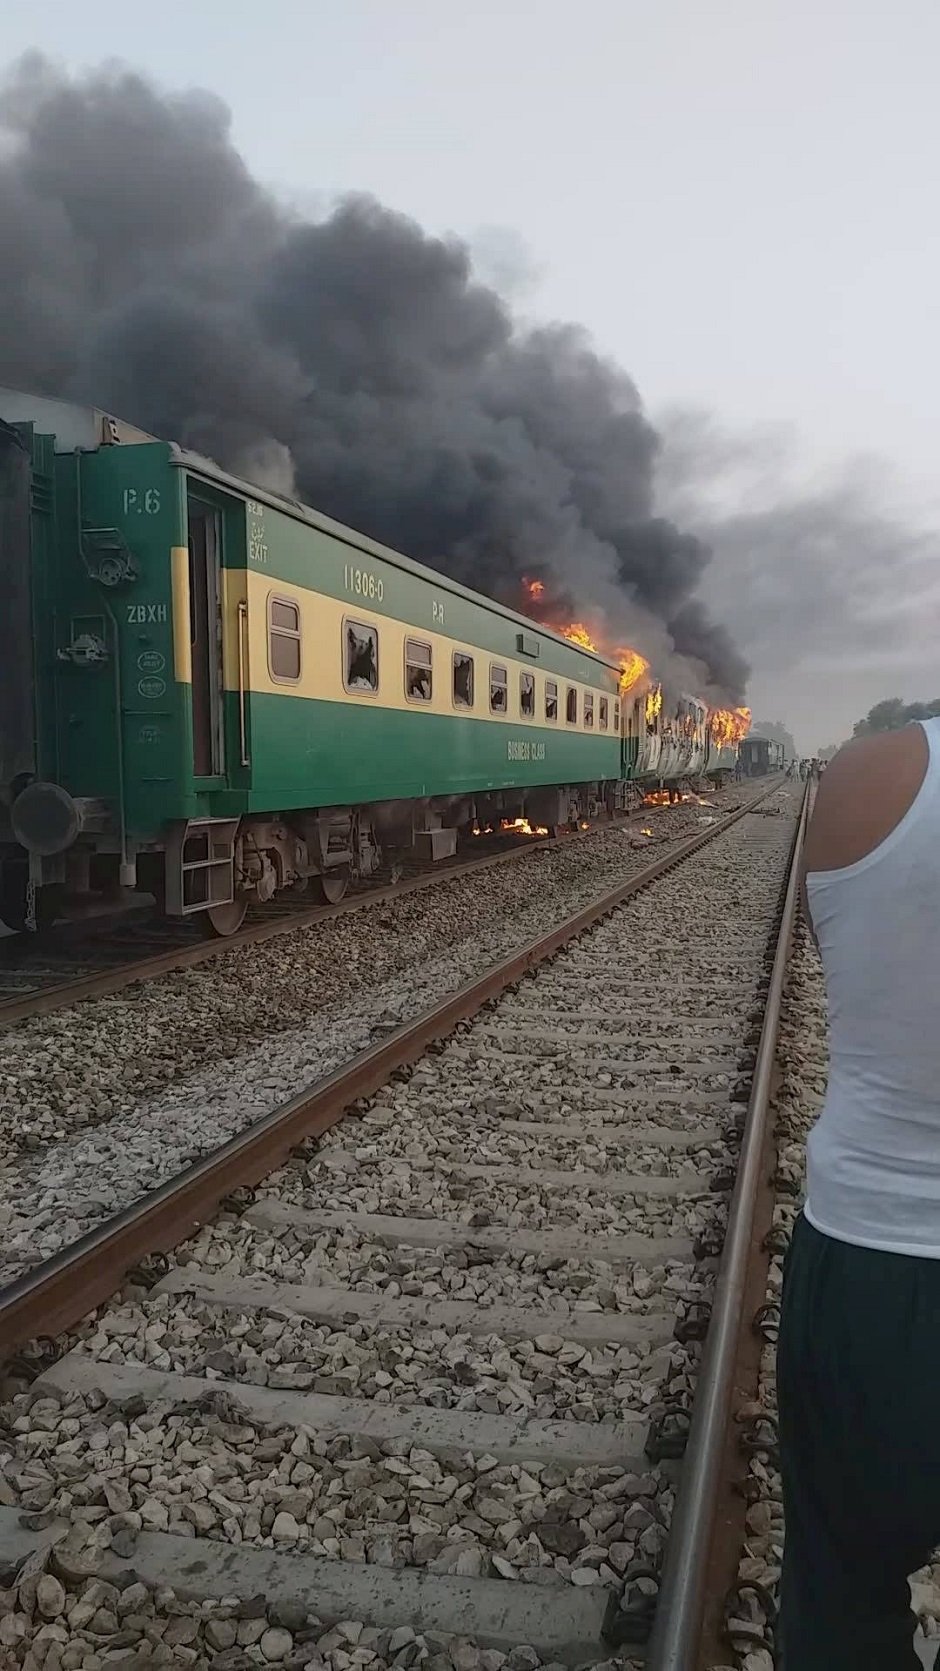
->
xmin=319 ymin=869 xmax=350 ymax=904
xmin=203 ymin=898 xmax=249 ymax=937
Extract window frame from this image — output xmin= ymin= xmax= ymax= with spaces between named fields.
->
xmin=545 ymin=679 xmax=558 ymax=723
xmin=584 ymin=692 xmax=595 ymax=729
xmin=520 ymin=670 xmax=536 ymax=719
xmin=452 ymin=649 xmax=475 ymax=709
xmin=489 ymin=662 xmax=509 ymax=715
xmin=267 ymin=592 xmax=302 ymax=685
xmin=566 ymin=685 xmax=578 ymax=726
xmin=599 ymin=695 xmax=609 ymax=731
xmin=342 ymin=615 xmax=380 ymax=698
xmin=404 ymin=636 xmax=433 ymax=704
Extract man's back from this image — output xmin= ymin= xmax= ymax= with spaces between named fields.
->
xmin=803 ymin=719 xmax=940 ymax=1256
xmin=779 ymin=719 xmax=940 ymax=1671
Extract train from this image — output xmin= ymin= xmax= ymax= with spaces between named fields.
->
xmin=740 ymin=736 xmax=787 ymax=777
xmin=0 ymin=390 xmax=749 ymax=933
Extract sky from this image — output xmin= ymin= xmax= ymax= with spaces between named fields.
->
xmin=2 ymin=0 xmax=938 ymax=751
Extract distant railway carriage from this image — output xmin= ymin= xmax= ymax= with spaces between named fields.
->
xmin=0 ymin=391 xmax=745 ymax=932
xmin=740 ymin=736 xmax=786 ymax=777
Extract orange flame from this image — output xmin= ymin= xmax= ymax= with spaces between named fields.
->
xmin=645 ymin=685 xmax=663 ymax=725
xmin=709 ymin=705 xmax=751 ymax=746
xmin=615 ymin=646 xmax=649 ymax=693
xmin=561 ymin=621 xmax=598 ymax=652
xmin=500 ymin=816 xmax=549 ymax=837
xmin=519 ymin=581 xmax=652 ymax=704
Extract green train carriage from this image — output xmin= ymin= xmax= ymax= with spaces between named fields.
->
xmin=0 ymin=391 xmax=630 ymax=932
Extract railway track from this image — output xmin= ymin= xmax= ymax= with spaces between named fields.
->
xmin=0 ymin=780 xmax=803 ymax=1671
xmin=0 ymin=822 xmax=628 ymax=1029
xmin=0 ymin=790 xmax=741 ymax=1030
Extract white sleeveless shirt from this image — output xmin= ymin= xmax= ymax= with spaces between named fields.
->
xmin=805 ymin=718 xmax=940 ymax=1256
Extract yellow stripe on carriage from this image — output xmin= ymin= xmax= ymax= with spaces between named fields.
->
xmin=171 ymin=546 xmax=192 ymax=685
xmin=220 ymin=567 xmax=620 ymax=732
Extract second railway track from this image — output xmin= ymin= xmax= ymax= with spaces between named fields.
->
xmin=0 ymin=781 xmax=803 ymax=1671
xmin=0 ymin=791 xmax=749 ymax=1031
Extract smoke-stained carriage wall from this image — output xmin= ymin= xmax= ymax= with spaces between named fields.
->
xmin=0 ymin=419 xmax=36 ymax=793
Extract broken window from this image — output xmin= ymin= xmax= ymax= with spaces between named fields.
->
xmin=520 ymin=672 xmax=536 ymax=718
xmin=566 ymin=686 xmax=578 ymax=725
xmin=405 ymin=637 xmax=432 ymax=702
xmin=453 ymin=651 xmax=474 ymax=708
xmin=344 ymin=620 xmax=379 ymax=693
xmin=268 ymin=595 xmax=301 ymax=682
xmin=545 ymin=679 xmax=558 ymax=722
xmin=584 ymin=693 xmax=595 ymax=728
xmin=614 ymin=700 xmax=621 ymax=733
xmin=599 ymin=696 xmax=609 ymax=731
xmin=490 ymin=663 xmax=508 ymax=713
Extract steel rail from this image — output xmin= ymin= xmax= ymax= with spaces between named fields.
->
xmin=0 ymin=782 xmax=781 ymax=1363
xmin=643 ymin=780 xmax=810 ymax=1671
xmin=0 ymin=809 xmax=650 ymax=1029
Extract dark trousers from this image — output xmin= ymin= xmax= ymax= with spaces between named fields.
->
xmin=778 ymin=1212 xmax=940 ymax=1669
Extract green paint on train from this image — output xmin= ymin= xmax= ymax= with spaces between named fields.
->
xmin=3 ymin=393 xmax=672 ymax=932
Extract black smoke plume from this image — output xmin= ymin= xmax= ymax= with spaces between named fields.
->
xmin=0 ymin=54 xmax=748 ymax=700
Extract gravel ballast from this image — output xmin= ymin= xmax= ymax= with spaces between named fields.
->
xmin=0 ymin=791 xmax=801 ymax=1667
xmin=0 ymin=789 xmax=781 ymax=1286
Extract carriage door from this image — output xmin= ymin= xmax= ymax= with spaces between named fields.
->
xmin=187 ymin=498 xmax=224 ymax=777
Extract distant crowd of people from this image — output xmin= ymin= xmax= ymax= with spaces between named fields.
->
xmin=788 ymin=757 xmax=824 ymax=781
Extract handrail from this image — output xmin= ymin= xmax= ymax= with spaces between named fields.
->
xmin=237 ymin=597 xmax=250 ymax=767
xmin=643 ymin=780 xmax=810 ymax=1670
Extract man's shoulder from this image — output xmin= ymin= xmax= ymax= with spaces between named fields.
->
xmin=822 ymin=727 xmax=924 ymax=789
xmin=805 ymin=725 xmax=929 ymax=872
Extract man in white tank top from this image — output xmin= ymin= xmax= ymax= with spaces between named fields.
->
xmin=779 ymin=718 xmax=940 ymax=1669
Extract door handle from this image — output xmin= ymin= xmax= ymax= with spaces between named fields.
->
xmin=237 ymin=599 xmax=250 ymax=768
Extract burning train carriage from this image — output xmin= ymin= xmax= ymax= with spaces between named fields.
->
xmin=0 ymin=390 xmax=752 ymax=932
xmin=626 ymin=682 xmax=743 ymax=785
xmin=0 ymin=391 xmax=632 ymax=932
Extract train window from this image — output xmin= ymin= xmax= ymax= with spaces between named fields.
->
xmin=405 ymin=637 xmax=432 ymax=702
xmin=344 ymin=619 xmax=379 ymax=694
xmin=268 ymin=595 xmax=302 ymax=683
xmin=599 ymin=696 xmax=609 ymax=731
xmin=614 ymin=700 xmax=621 ymax=732
xmin=545 ymin=679 xmax=558 ymax=722
xmin=453 ymin=651 xmax=474 ymax=708
xmin=490 ymin=664 xmax=508 ymax=714
xmin=584 ymin=693 xmax=594 ymax=728
xmin=520 ymin=671 xmax=536 ymax=718
xmin=566 ymin=686 xmax=578 ymax=725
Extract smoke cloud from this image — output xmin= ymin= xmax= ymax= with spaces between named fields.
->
xmin=0 ymin=54 xmax=747 ymax=702
xmin=657 ymin=408 xmax=940 ymax=747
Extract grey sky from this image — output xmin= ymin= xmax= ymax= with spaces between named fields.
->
xmin=3 ymin=0 xmax=939 ymax=750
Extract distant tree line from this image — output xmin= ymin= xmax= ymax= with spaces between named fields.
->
xmin=853 ymin=697 xmax=940 ymax=736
